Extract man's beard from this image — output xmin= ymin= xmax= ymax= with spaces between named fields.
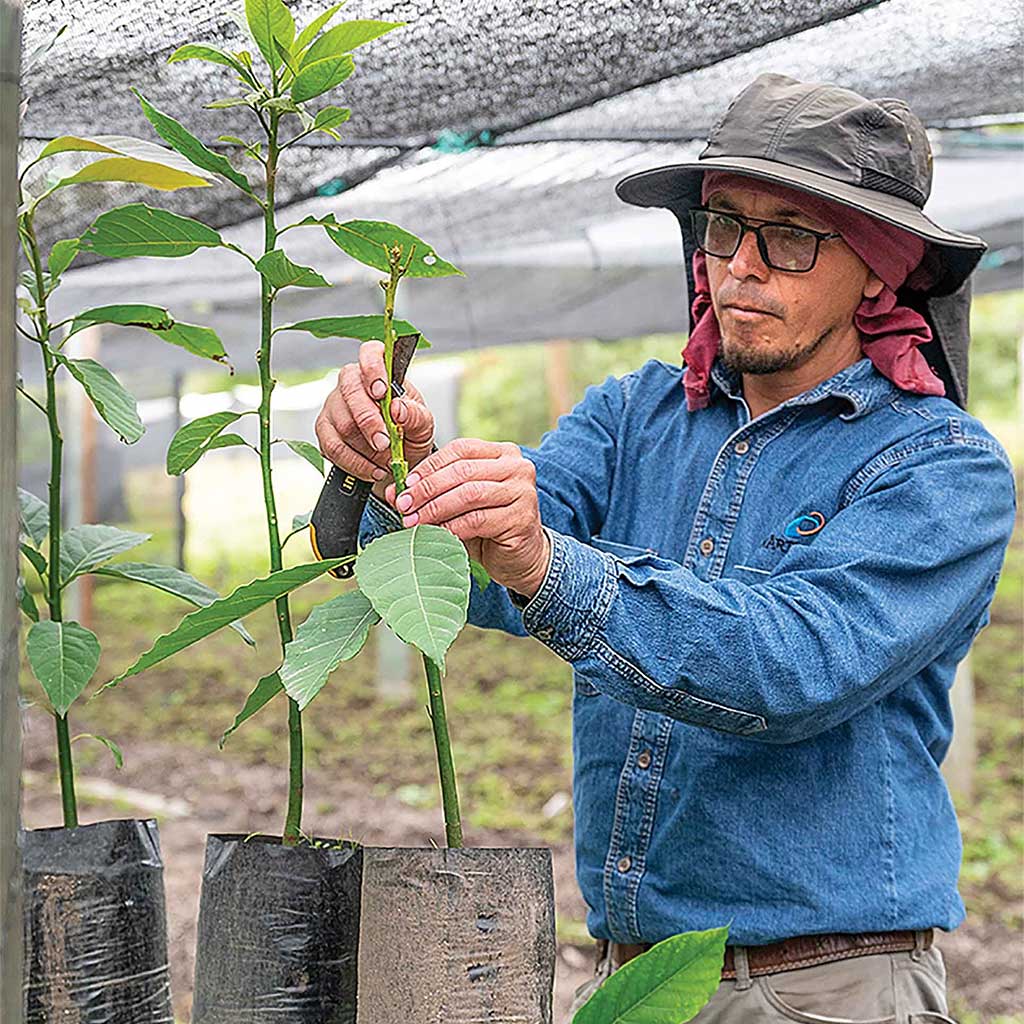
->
xmin=721 ymin=323 xmax=832 ymax=375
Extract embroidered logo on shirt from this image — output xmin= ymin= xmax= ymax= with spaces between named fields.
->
xmin=762 ymin=512 xmax=827 ymax=553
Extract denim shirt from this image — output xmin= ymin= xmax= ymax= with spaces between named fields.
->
xmin=360 ymin=356 xmax=1016 ymax=946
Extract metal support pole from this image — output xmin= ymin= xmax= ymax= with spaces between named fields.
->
xmin=1 ymin=1 xmax=25 ymax=1019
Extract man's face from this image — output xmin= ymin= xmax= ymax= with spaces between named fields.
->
xmin=703 ymin=185 xmax=884 ymax=376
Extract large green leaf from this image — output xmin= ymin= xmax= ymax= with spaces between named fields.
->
xmin=59 ymin=524 xmax=150 ymax=584
xmin=17 ymin=488 xmax=49 ymax=547
xmin=295 ymin=3 xmax=346 ymax=53
xmin=276 ymin=314 xmax=423 ymax=344
xmin=220 ymin=671 xmax=283 ymax=747
xmin=150 ymin=322 xmax=231 ymax=365
xmin=300 ymin=20 xmax=401 ymax=66
xmin=94 ymin=562 xmax=255 ymax=646
xmin=54 ymin=156 xmax=210 ymax=192
xmin=255 ymin=249 xmax=330 ymax=289
xmin=283 ymin=439 xmax=324 ymax=475
xmin=69 ymin=304 xmax=174 ymax=336
xmin=105 ymin=559 xmax=345 ymax=689
xmin=135 ymin=91 xmax=253 ymax=194
xmin=280 ymin=591 xmax=379 ymax=710
xmin=354 ymin=525 xmax=469 ymax=670
xmin=26 ymin=620 xmax=101 ymax=715
xmin=245 ymin=0 xmax=295 ymax=71
xmin=291 ymin=52 xmax=354 ymax=104
xmin=55 ymin=354 xmax=144 ymax=444
xmin=167 ymin=411 xmax=245 ymax=475
xmin=80 ymin=204 xmax=224 ymax=259
xmin=573 ymin=927 xmax=728 ymax=1024
xmin=324 ymin=220 xmax=463 ymax=278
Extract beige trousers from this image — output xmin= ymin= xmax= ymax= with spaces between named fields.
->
xmin=567 ymin=935 xmax=956 ymax=1024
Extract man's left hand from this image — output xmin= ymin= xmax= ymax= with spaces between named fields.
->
xmin=383 ymin=438 xmax=551 ymax=599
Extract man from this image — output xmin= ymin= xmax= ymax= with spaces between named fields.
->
xmin=316 ymin=75 xmax=1015 ymax=1021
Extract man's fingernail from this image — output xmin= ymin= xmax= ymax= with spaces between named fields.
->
xmin=406 ymin=472 xmax=420 ymax=486
xmin=402 ymin=512 xmax=419 ymax=526
xmin=372 ymin=468 xmax=387 ymax=481
xmin=396 ymin=494 xmax=412 ymax=511
xmin=370 ymin=380 xmax=387 ymax=399
xmin=372 ymin=432 xmax=389 ymax=450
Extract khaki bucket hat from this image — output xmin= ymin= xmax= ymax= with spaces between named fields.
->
xmin=614 ymin=73 xmax=987 ymax=406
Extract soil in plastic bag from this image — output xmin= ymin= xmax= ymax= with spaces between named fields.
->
xmin=191 ymin=834 xmax=362 ymax=1024
xmin=356 ymin=846 xmax=556 ymax=1024
xmin=21 ymin=817 xmax=173 ymax=1024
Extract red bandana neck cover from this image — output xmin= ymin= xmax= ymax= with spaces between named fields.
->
xmin=683 ymin=170 xmax=944 ymax=412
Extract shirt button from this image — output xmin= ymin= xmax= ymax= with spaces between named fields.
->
xmin=637 ymin=749 xmax=652 ymax=769
xmin=617 ymin=855 xmax=632 ymax=873
xmin=535 ymin=625 xmax=554 ymax=641
xmin=734 ymin=440 xmax=750 ymax=455
xmin=699 ymin=537 xmax=715 ymax=556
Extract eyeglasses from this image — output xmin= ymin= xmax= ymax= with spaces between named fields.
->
xmin=689 ymin=208 xmax=841 ymax=273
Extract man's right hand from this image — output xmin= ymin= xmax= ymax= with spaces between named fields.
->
xmin=315 ymin=340 xmax=436 ymax=502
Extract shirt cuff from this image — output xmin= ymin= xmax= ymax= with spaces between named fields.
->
xmin=358 ymin=491 xmax=402 ymax=550
xmin=515 ymin=528 xmax=617 ymax=658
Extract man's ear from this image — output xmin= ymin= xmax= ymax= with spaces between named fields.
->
xmin=863 ymin=270 xmax=885 ymax=299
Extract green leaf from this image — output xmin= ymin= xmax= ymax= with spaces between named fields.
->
xmin=290 ymin=52 xmax=354 ymax=104
xmin=255 ymin=249 xmax=330 ymax=289
xmin=69 ymin=303 xmax=174 ymax=336
xmin=295 ymin=3 xmax=347 ymax=53
xmin=314 ymin=106 xmax=351 ymax=131
xmin=280 ymin=591 xmax=379 ymax=710
xmin=355 ymin=525 xmax=469 ymax=671
xmin=291 ymin=511 xmax=312 ymax=533
xmin=220 ymin=671 xmax=283 ymax=747
xmin=26 ymin=621 xmax=101 ymax=715
xmin=245 ymin=0 xmax=295 ymax=71
xmin=218 ymin=135 xmax=251 ymax=146
xmin=572 ymin=927 xmax=728 ymax=1024
xmin=37 ymin=136 xmax=120 ymax=159
xmin=105 ymin=559 xmax=345 ymax=689
xmin=276 ymin=314 xmax=423 ymax=344
xmin=73 ymin=733 xmax=124 ymax=769
xmin=93 ymin=562 xmax=256 ymax=646
xmin=55 ymin=354 xmax=144 ymax=444
xmin=167 ymin=410 xmax=244 ymax=475
xmin=135 ymin=91 xmax=253 ymax=194
xmin=80 ymin=204 xmax=224 ymax=258
xmin=206 ymin=433 xmax=249 ymax=452
xmin=469 ymin=559 xmax=491 ymax=592
xmin=48 ymin=238 xmax=79 ymax=279
xmin=206 ymin=97 xmax=252 ymax=110
xmin=20 ymin=543 xmax=48 ymax=581
xmin=18 ymin=579 xmax=39 ymax=622
xmin=301 ymin=20 xmax=401 ymax=66
xmin=59 ymin=524 xmax=150 ymax=584
xmin=168 ymin=43 xmax=249 ymax=76
xmin=17 ymin=488 xmax=49 ymax=547
xmin=324 ymin=220 xmax=463 ymax=278
xmin=260 ymin=95 xmax=302 ymax=114
xmin=54 ymin=156 xmax=210 ymax=192
xmin=150 ymin=322 xmax=231 ymax=366
xmin=283 ymin=439 xmax=325 ymax=475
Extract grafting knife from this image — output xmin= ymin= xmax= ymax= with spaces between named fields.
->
xmin=309 ymin=332 xmax=422 ymax=579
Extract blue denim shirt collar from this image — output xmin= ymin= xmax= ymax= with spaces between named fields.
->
xmin=706 ymin=355 xmax=899 ymax=421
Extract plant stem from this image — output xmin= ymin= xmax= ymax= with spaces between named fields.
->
xmin=378 ymin=252 xmax=463 ymax=847
xmin=422 ymin=655 xmax=463 ymax=847
xmin=22 ymin=206 xmax=79 ymax=828
xmin=256 ymin=112 xmax=303 ymax=845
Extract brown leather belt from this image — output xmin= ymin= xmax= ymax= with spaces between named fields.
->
xmin=603 ymin=929 xmax=933 ymax=978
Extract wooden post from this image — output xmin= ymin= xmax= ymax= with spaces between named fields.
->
xmin=545 ymin=338 xmax=573 ymax=428
xmin=0 ymin=0 xmax=24 ymax=1018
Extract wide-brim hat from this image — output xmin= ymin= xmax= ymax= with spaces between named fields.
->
xmin=615 ymin=73 xmax=986 ymax=407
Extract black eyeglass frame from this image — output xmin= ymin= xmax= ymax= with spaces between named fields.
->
xmin=689 ymin=207 xmax=842 ymax=273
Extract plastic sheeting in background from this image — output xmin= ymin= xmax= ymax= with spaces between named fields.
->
xmin=21 ymin=818 xmax=173 ymax=1024
xmin=191 ymin=834 xmax=362 ymax=1024
xmin=356 ymin=847 xmax=556 ymax=1024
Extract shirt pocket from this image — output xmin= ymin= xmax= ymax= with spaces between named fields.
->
xmin=590 ymin=536 xmax=659 ymax=563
